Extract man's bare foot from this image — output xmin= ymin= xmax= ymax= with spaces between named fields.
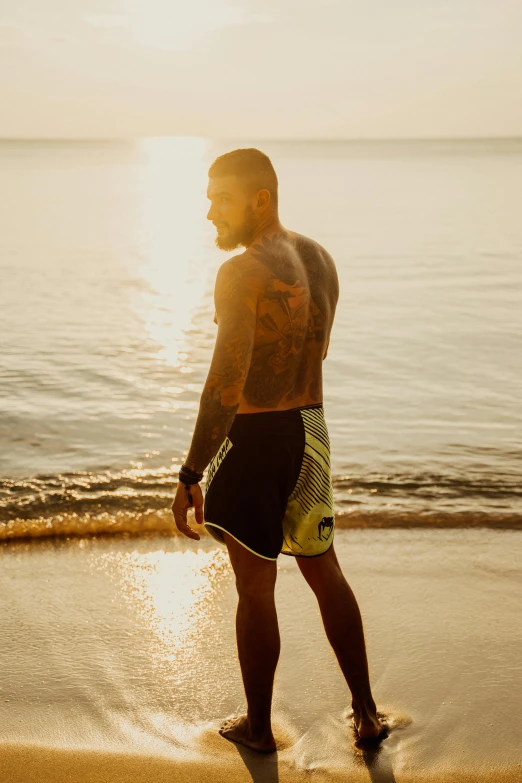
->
xmin=351 ymin=707 xmax=388 ymax=745
xmin=219 ymin=714 xmax=277 ymax=754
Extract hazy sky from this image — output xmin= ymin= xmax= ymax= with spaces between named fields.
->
xmin=1 ymin=0 xmax=521 ymax=138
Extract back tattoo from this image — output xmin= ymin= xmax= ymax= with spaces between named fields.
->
xmin=242 ymin=232 xmax=338 ymax=408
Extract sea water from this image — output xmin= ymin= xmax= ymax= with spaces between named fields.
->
xmin=1 ymin=137 xmax=521 ymax=538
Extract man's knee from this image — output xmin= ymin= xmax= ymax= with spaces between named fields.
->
xmin=297 ymin=546 xmax=344 ymax=594
xmin=234 ymin=562 xmax=277 ymax=600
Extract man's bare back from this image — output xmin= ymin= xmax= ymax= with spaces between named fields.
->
xmin=220 ymin=230 xmax=339 ymax=413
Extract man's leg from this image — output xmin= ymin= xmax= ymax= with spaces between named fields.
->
xmin=297 ymin=544 xmax=385 ymax=740
xmin=219 ymin=531 xmax=279 ymax=753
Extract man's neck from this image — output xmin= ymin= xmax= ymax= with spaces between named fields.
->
xmin=246 ymin=215 xmax=285 ymax=248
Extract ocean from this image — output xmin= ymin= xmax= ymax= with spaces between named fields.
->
xmin=1 ymin=137 xmax=521 ymax=538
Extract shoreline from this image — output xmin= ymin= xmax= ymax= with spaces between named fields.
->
xmin=1 ymin=507 xmax=521 ymax=543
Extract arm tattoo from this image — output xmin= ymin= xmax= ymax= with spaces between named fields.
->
xmin=185 ymin=261 xmax=256 ymax=474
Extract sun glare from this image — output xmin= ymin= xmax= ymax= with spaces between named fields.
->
xmin=135 ymin=137 xmax=213 ymax=370
xmin=100 ymin=547 xmax=231 ymax=671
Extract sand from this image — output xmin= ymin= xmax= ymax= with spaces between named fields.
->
xmin=1 ymin=527 xmax=521 ymax=782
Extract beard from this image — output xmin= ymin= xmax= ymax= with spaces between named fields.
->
xmin=215 ymin=206 xmax=258 ymax=251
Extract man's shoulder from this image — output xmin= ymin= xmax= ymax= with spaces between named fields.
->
xmin=290 ymin=231 xmax=335 ymax=263
xmin=217 ymin=251 xmax=269 ymax=287
xmin=214 ymin=254 xmax=263 ymax=309
xmin=289 ymin=232 xmax=339 ymax=302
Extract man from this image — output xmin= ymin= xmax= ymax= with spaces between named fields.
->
xmin=171 ymin=148 xmax=386 ymax=753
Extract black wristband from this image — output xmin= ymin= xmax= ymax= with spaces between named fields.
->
xmin=179 ymin=464 xmax=203 ymax=485
xmin=180 ymin=463 xmax=203 ymax=482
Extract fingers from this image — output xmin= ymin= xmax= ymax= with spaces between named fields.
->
xmin=173 ymin=509 xmax=201 ymax=540
xmin=171 ymin=483 xmax=204 ymax=539
xmin=194 ymin=500 xmax=204 ymax=525
xmin=182 ymin=525 xmax=201 ymax=541
xmin=172 ymin=502 xmax=201 ymax=541
xmin=193 ymin=487 xmax=204 ymax=524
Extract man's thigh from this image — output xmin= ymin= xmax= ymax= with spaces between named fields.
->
xmin=223 ymin=531 xmax=277 ymax=595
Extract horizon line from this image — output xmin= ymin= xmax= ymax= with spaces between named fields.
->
xmin=1 ymin=134 xmax=522 ymax=144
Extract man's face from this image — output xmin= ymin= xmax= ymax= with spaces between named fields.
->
xmin=206 ymin=175 xmax=258 ymax=251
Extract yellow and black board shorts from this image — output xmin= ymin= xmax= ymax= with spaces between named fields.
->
xmin=204 ymin=403 xmax=335 ymax=561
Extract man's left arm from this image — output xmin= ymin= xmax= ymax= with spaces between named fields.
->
xmin=171 ymin=259 xmax=257 ymax=539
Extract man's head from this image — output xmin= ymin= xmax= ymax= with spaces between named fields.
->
xmin=207 ymin=148 xmax=278 ymax=251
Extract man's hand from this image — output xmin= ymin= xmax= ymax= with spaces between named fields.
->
xmin=171 ymin=482 xmax=204 ymax=540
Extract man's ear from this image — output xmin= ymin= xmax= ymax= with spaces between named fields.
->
xmin=256 ymin=189 xmax=271 ymax=210
xmin=213 ymin=310 xmax=218 ymax=325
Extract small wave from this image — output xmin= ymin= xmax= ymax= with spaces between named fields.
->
xmin=1 ymin=467 xmax=521 ymax=541
xmin=1 ymin=506 xmax=521 ymax=543
xmin=0 ymin=467 xmax=177 ymax=521
xmin=334 ymin=508 xmax=522 ymax=529
xmin=334 ymin=470 xmax=522 ymax=501
xmin=0 ymin=509 xmax=178 ymax=542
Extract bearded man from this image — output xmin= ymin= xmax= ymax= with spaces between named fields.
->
xmin=172 ymin=148 xmax=386 ymax=752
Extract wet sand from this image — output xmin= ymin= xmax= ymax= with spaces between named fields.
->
xmin=1 ymin=528 xmax=521 ymax=782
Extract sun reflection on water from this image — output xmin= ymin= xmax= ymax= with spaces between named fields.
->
xmin=99 ymin=546 xmax=231 ymax=674
xmin=135 ymin=137 xmax=215 ymax=371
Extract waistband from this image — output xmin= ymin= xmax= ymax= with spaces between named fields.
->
xmin=234 ymin=402 xmax=323 ymax=420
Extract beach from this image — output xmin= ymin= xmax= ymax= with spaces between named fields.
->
xmin=2 ymin=0 xmax=522 ymax=771
xmin=1 ymin=526 xmax=521 ymax=782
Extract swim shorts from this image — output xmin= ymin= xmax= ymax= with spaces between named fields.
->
xmin=203 ymin=402 xmax=335 ymax=560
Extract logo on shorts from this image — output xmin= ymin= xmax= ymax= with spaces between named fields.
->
xmin=205 ymin=437 xmax=232 ymax=489
xmin=318 ymin=516 xmax=334 ymax=540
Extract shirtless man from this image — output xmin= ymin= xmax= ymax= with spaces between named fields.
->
xmin=171 ymin=148 xmax=385 ymax=752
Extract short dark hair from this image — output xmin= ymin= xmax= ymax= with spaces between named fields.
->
xmin=208 ymin=148 xmax=278 ymax=210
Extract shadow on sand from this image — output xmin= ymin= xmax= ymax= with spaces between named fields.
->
xmin=235 ymin=744 xmax=279 ymax=783
xmin=233 ymin=742 xmax=397 ymax=783
xmin=356 ymin=744 xmax=397 ymax=783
